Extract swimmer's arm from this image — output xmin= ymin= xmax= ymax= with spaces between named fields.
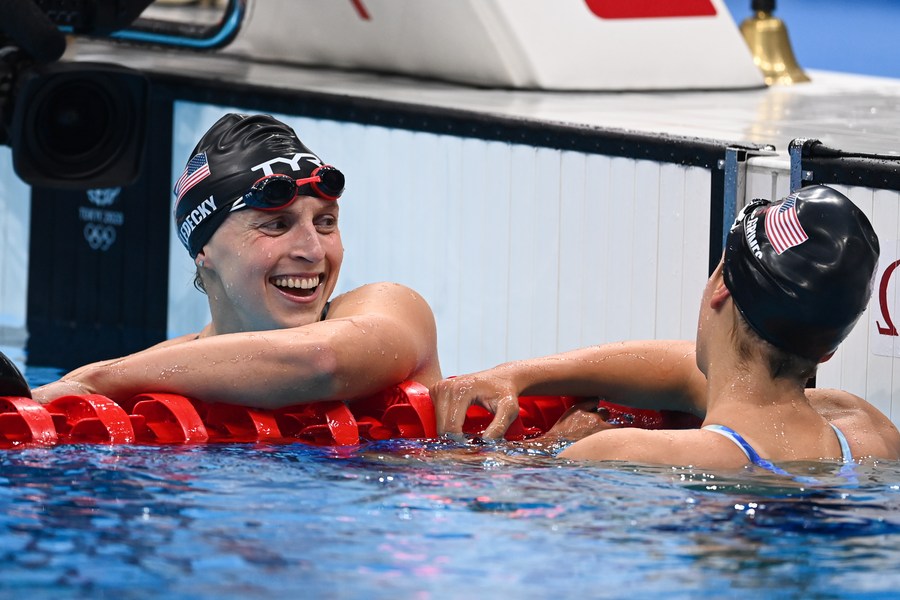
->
xmin=559 ymin=427 xmax=726 ymax=467
xmin=32 ymin=283 xmax=439 ymax=408
xmin=29 ymin=333 xmax=206 ymax=398
xmin=432 ymin=340 xmax=707 ymax=438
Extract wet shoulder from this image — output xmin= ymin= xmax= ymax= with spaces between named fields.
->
xmin=326 ymin=282 xmax=431 ymax=318
xmin=807 ymin=388 xmax=900 ymax=460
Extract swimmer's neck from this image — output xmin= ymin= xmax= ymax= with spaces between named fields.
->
xmin=703 ymin=348 xmax=810 ymax=414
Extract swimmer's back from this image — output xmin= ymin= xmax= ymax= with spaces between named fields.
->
xmin=807 ymin=388 xmax=900 ymax=460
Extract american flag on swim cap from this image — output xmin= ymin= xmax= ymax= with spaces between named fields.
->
xmin=173 ymin=152 xmax=211 ymax=206
xmin=764 ymin=193 xmax=808 ymax=255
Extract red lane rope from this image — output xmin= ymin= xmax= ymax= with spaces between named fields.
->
xmin=0 ymin=381 xmax=699 ymax=448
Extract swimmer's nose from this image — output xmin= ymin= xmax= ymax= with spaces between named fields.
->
xmin=289 ymin=222 xmax=326 ymax=263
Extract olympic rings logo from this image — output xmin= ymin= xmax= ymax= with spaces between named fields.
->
xmin=83 ymin=223 xmax=117 ymax=251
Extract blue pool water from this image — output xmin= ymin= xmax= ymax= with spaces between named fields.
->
xmin=3 ymin=368 xmax=900 ymax=599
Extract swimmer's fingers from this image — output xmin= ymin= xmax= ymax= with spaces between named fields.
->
xmin=430 ymin=376 xmax=521 ymax=439
xmin=430 ymin=378 xmax=477 ymax=435
xmin=482 ymin=395 xmax=521 ymax=440
xmin=544 ymin=400 xmax=614 ymax=441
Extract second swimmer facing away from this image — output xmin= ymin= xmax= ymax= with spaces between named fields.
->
xmin=432 ymin=185 xmax=900 ymax=469
xmin=32 ymin=113 xmax=442 ymax=407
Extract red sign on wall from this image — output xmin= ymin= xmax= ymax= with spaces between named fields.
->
xmin=585 ymin=0 xmax=717 ymax=19
xmin=877 ymin=259 xmax=900 ymax=337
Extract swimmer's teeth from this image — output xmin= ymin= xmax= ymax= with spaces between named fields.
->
xmin=274 ymin=276 xmax=320 ymax=289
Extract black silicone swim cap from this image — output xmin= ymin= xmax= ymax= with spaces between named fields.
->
xmin=723 ymin=185 xmax=879 ymax=360
xmin=173 ymin=113 xmax=341 ymax=257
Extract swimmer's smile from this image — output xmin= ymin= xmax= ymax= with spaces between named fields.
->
xmin=271 ymin=274 xmax=324 ymax=299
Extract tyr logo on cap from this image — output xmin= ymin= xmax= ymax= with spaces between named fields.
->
xmin=251 ymin=153 xmax=324 ymax=177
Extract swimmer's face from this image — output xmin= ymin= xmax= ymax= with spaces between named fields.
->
xmin=197 ymin=196 xmax=343 ymax=333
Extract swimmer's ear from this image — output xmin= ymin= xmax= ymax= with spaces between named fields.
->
xmin=818 ymin=351 xmax=836 ymax=364
xmin=710 ymin=280 xmax=731 ymax=309
xmin=195 ymin=250 xmax=209 ymax=269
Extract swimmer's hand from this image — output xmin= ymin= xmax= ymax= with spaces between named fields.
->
xmin=430 ymin=371 xmax=521 ymax=439
xmin=30 ymin=379 xmax=96 ymax=405
xmin=542 ymin=400 xmax=615 ymax=442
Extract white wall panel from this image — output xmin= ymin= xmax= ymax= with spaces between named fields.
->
xmin=529 ymin=148 xmax=564 ymax=357
xmin=655 ymin=164 xmax=687 ymax=339
xmin=456 ymin=138 xmax=511 ymax=373
xmin=680 ymin=167 xmax=714 ymax=339
xmin=505 ymin=144 xmax=539 ymax=363
xmin=631 ymin=161 xmax=661 ymax=340
xmin=0 ymin=148 xmax=31 ymax=335
xmin=579 ymin=154 xmax=612 ymax=347
xmin=606 ymin=158 xmax=637 ymax=344
xmin=557 ymin=151 xmax=588 ymax=352
xmin=474 ymin=140 xmax=512 ymax=371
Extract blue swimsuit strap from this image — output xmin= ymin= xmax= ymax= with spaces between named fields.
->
xmin=829 ymin=423 xmax=854 ymax=463
xmin=704 ymin=423 xmax=856 ymax=478
xmin=703 ymin=424 xmax=795 ymax=476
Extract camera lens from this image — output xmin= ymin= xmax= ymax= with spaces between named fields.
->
xmin=34 ymin=79 xmax=118 ymax=164
xmin=11 ymin=63 xmax=148 ymax=188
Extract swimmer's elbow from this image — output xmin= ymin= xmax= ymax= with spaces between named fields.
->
xmin=310 ymin=344 xmax=342 ymax=395
xmin=278 ymin=343 xmax=342 ymax=401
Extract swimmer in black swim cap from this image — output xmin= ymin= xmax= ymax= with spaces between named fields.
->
xmin=431 ymin=184 xmax=900 ymax=467
xmin=723 ymin=185 xmax=879 ymax=361
xmin=32 ymin=113 xmax=442 ymax=411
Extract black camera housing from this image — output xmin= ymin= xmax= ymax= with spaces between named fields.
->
xmin=9 ymin=61 xmax=149 ymax=189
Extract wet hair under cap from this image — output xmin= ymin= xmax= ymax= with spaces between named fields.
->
xmin=723 ymin=185 xmax=879 ymax=361
xmin=173 ymin=113 xmax=335 ymax=257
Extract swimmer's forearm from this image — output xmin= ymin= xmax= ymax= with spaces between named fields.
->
xmin=502 ymin=340 xmax=706 ymax=414
xmin=66 ymin=320 xmax=424 ymax=408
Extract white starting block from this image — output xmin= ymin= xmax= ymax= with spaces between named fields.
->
xmin=224 ymin=0 xmax=764 ymax=90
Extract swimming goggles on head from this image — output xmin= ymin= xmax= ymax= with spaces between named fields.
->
xmin=239 ymin=165 xmax=345 ymax=210
xmin=729 ymin=198 xmax=769 ymax=232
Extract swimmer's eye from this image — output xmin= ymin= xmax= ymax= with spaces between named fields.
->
xmin=314 ymin=214 xmax=338 ymax=232
xmin=258 ymin=217 xmax=289 ymax=233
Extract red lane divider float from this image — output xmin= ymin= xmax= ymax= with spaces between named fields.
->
xmin=0 ymin=396 xmax=58 ymax=446
xmin=0 ymin=381 xmax=701 ymax=448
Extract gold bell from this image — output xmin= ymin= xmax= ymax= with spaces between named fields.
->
xmin=739 ymin=0 xmax=810 ymax=85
